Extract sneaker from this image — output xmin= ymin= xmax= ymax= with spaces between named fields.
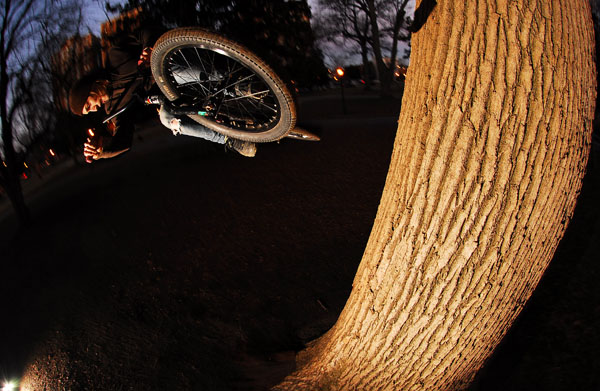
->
xmin=225 ymin=137 xmax=257 ymax=157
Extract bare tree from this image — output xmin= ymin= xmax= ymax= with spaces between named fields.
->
xmin=0 ymin=0 xmax=84 ymax=225
xmin=315 ymin=0 xmax=374 ymax=88
xmin=314 ymin=0 xmax=411 ymax=94
xmin=365 ymin=0 xmax=410 ymax=95
xmin=274 ymin=0 xmax=596 ymax=389
xmin=377 ymin=0 xmax=411 ymax=68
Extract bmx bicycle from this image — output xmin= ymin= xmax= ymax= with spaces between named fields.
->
xmin=148 ymin=27 xmax=319 ymax=143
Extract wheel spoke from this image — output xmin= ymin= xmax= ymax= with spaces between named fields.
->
xmin=175 ymin=51 xmax=205 ymax=92
xmin=165 ymin=44 xmax=281 ymax=132
xmin=223 ymin=89 xmax=270 ymax=101
xmin=168 ymin=54 xmax=206 ymax=97
xmin=209 ymin=74 xmax=255 ymax=99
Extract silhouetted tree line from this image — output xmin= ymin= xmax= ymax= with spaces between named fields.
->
xmin=1 ymin=0 xmax=87 ymax=226
xmin=108 ymin=0 xmax=328 ymax=88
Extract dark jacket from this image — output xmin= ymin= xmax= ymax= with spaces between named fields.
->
xmin=102 ymin=28 xmax=160 ymax=154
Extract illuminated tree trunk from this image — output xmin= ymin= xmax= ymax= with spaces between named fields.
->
xmin=274 ymin=0 xmax=596 ymax=390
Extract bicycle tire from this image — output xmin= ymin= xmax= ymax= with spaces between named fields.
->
xmin=151 ymin=28 xmax=296 ymax=142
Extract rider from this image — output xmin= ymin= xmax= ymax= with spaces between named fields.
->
xmin=68 ymin=28 xmax=257 ymax=160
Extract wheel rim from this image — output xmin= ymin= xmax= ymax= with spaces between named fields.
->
xmin=164 ymin=45 xmax=282 ymax=133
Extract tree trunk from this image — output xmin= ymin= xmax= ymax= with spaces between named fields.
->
xmin=274 ymin=0 xmax=596 ymax=390
xmin=387 ymin=3 xmax=408 ymax=80
xmin=4 ymin=172 xmax=31 ymax=226
xmin=366 ymin=0 xmax=392 ymax=96
xmin=0 ymin=110 xmax=31 ymax=227
xmin=359 ymin=41 xmax=372 ymax=90
xmin=0 ymin=114 xmax=31 ymax=228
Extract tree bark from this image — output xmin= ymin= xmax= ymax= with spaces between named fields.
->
xmin=274 ymin=0 xmax=596 ymax=390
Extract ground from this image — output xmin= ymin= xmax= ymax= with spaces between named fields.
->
xmin=0 ymin=87 xmax=598 ymax=390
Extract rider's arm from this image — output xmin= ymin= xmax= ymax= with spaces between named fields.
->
xmin=83 ymin=137 xmax=130 ymax=162
xmin=84 ymin=116 xmax=134 ymax=162
xmin=138 ymin=27 xmax=160 ymax=49
xmin=99 ymin=148 xmax=130 ymax=159
xmin=136 ymin=28 xmax=163 ymax=68
xmin=84 ymin=144 xmax=130 ymax=160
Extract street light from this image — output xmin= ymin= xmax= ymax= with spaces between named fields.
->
xmin=334 ymin=67 xmax=347 ymax=114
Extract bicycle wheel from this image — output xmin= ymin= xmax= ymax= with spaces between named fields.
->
xmin=151 ymin=28 xmax=296 ymax=142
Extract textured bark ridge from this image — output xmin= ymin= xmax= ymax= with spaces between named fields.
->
xmin=274 ymin=0 xmax=596 ymax=390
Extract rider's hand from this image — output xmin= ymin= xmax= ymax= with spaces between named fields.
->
xmin=138 ymin=47 xmax=152 ymax=68
xmin=83 ymin=137 xmax=104 ymax=163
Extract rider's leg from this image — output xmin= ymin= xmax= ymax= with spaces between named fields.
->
xmin=159 ymin=105 xmax=226 ymax=144
xmin=158 ymin=104 xmax=257 ymax=157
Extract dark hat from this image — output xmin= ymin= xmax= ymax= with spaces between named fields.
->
xmin=69 ymin=73 xmax=100 ymax=116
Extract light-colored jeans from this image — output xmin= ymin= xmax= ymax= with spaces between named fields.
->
xmin=159 ymin=105 xmax=226 ymax=145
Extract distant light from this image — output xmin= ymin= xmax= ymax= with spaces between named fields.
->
xmin=49 ymin=149 xmax=56 ymax=157
xmin=23 ymin=162 xmax=29 ymax=168
xmin=88 ymin=128 xmax=95 ymax=137
xmin=335 ymin=67 xmax=345 ymax=77
xmin=2 ymin=380 xmax=17 ymax=391
xmin=2 ymin=161 xmax=6 ymax=167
